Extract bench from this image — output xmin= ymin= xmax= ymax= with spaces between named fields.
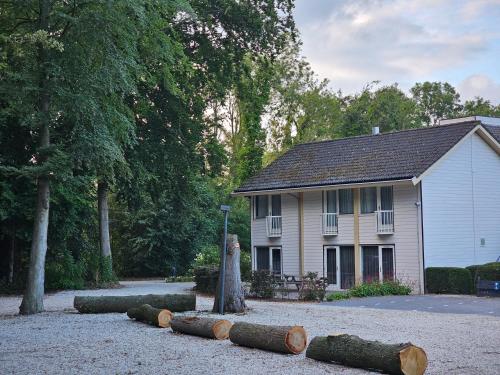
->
xmin=477 ymin=279 xmax=500 ymax=297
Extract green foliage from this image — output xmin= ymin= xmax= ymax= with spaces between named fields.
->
xmin=240 ymin=251 xmax=252 ymax=281
xmin=193 ymin=265 xmax=219 ymax=294
xmin=165 ymin=275 xmax=194 ymax=283
xmin=45 ymin=252 xmax=85 ymax=291
xmin=425 ymin=267 xmax=473 ymax=294
xmin=298 ymin=272 xmax=328 ymax=301
xmin=193 ymin=245 xmax=221 ymax=268
xmin=475 ymin=262 xmax=500 ymax=281
xmin=411 ymin=82 xmax=461 ymax=126
xmin=325 ymin=280 xmax=411 ymax=301
xmin=248 ymin=270 xmax=276 ymax=299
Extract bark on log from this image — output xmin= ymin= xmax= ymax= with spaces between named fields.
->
xmin=229 ymin=322 xmax=307 ymax=354
xmin=74 ymin=294 xmax=195 ymax=313
xmin=127 ymin=304 xmax=173 ymax=328
xmin=171 ymin=316 xmax=232 ymax=340
xmin=306 ymin=334 xmax=428 ymax=375
xmin=213 ymin=234 xmax=246 ymax=313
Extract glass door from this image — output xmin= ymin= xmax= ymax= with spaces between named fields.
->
xmin=271 ymin=248 xmax=282 ymax=276
xmin=325 ymin=247 xmax=339 ymax=286
xmin=362 ymin=246 xmax=380 ymax=283
xmin=340 ymin=246 xmax=355 ymax=289
xmin=382 ymin=247 xmax=395 ymax=281
xmin=256 ymin=247 xmax=270 ymax=271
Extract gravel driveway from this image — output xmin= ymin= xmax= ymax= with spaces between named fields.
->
xmin=1 ymin=281 xmax=499 ymax=375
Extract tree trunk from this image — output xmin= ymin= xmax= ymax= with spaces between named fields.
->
xmin=8 ymin=236 xmax=15 ymax=284
xmin=19 ymin=0 xmax=51 ymax=316
xmin=306 ymin=334 xmax=428 ymax=375
xmin=127 ymin=304 xmax=173 ymax=328
xmin=171 ymin=316 xmax=232 ymax=340
xmin=73 ymin=293 xmax=195 ymax=313
xmin=97 ymin=181 xmax=112 ymax=259
xmin=229 ymin=322 xmax=307 ymax=354
xmin=212 ymin=234 xmax=246 ymax=313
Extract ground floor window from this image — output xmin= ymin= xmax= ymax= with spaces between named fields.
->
xmin=254 ymin=246 xmax=282 ymax=275
xmin=362 ymin=245 xmax=395 ymax=283
xmin=324 ymin=246 xmax=355 ymax=289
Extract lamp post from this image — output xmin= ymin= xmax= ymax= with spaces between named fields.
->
xmin=219 ymin=205 xmax=231 ymax=314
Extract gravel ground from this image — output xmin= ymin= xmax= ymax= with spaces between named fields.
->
xmin=1 ymin=281 xmax=499 ymax=375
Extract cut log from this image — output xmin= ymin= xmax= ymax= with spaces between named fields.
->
xmin=127 ymin=304 xmax=173 ymax=328
xmin=74 ymin=294 xmax=195 ymax=314
xmin=229 ymin=322 xmax=307 ymax=354
xmin=213 ymin=234 xmax=246 ymax=313
xmin=306 ymin=334 xmax=428 ymax=375
xmin=171 ymin=316 xmax=232 ymax=340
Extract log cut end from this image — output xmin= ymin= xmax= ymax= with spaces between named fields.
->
xmin=399 ymin=345 xmax=428 ymax=375
xmin=285 ymin=326 xmax=307 ymax=354
xmin=212 ymin=320 xmax=233 ymax=340
xmin=158 ymin=310 xmax=174 ymax=328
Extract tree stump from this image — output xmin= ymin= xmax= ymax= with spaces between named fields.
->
xmin=127 ymin=304 xmax=173 ymax=328
xmin=306 ymin=334 xmax=428 ymax=375
xmin=229 ymin=322 xmax=307 ymax=354
xmin=171 ymin=316 xmax=233 ymax=340
xmin=212 ymin=234 xmax=246 ymax=313
xmin=74 ymin=293 xmax=195 ymax=313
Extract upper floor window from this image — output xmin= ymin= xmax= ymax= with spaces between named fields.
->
xmin=360 ymin=186 xmax=393 ymax=213
xmin=339 ymin=189 xmax=353 ymax=214
xmin=325 ymin=190 xmax=337 ymax=213
xmin=361 ymin=187 xmax=377 ymax=213
xmin=254 ymin=194 xmax=281 ymax=219
xmin=255 ymin=195 xmax=268 ymax=219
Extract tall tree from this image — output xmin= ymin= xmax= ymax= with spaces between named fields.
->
xmin=410 ymin=81 xmax=462 ymax=126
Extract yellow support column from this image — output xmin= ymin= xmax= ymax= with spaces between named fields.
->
xmin=353 ymin=188 xmax=361 ymax=285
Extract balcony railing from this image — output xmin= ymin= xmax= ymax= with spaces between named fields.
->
xmin=266 ymin=216 xmax=282 ymax=237
xmin=322 ymin=213 xmax=338 ymax=235
xmin=376 ymin=210 xmax=394 ymax=234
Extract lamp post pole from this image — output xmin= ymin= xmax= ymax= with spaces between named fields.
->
xmin=219 ymin=205 xmax=230 ymax=314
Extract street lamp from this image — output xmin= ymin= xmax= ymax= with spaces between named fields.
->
xmin=219 ymin=205 xmax=231 ymax=314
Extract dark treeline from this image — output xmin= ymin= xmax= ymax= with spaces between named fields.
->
xmin=1 ymin=1 xmax=499 ymax=314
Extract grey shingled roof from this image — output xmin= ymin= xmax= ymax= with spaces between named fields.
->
xmin=235 ymin=122 xmax=482 ymax=193
xmin=485 ymin=125 xmax=500 ymax=143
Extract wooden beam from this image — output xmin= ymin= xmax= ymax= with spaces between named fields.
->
xmin=299 ymin=192 xmax=304 ymax=276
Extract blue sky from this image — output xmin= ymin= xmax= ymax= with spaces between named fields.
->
xmin=294 ymin=0 xmax=500 ymax=103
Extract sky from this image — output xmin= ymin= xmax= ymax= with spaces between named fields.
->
xmin=293 ymin=0 xmax=500 ymax=104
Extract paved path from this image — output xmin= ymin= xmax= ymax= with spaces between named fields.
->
xmin=323 ymin=294 xmax=500 ymax=316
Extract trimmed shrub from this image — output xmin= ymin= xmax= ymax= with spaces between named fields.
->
xmin=248 ymin=270 xmax=276 ymax=298
xmin=425 ymin=267 xmax=472 ymax=294
xmin=193 ymin=266 xmax=219 ymax=294
xmin=476 ymin=262 xmax=500 ymax=281
xmin=298 ymin=272 xmax=328 ymax=301
xmin=349 ymin=280 xmax=412 ymax=298
xmin=325 ymin=291 xmax=350 ymax=301
xmin=465 ymin=264 xmax=481 ymax=292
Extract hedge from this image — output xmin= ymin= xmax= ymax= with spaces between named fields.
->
xmin=193 ymin=265 xmax=219 ymax=294
xmin=425 ymin=267 xmax=473 ymax=294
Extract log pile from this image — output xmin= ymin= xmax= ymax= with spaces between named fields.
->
xmin=306 ymin=334 xmax=428 ymax=375
xmin=229 ymin=322 xmax=307 ymax=354
xmin=74 ymin=293 xmax=195 ymax=313
xmin=127 ymin=304 xmax=173 ymax=328
xmin=171 ymin=316 xmax=232 ymax=340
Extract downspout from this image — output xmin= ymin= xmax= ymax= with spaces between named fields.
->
xmin=298 ymin=192 xmax=305 ymax=276
xmin=353 ymin=188 xmax=361 ymax=285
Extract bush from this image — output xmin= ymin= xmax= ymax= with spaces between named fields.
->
xmin=240 ymin=251 xmax=251 ymax=281
xmin=193 ymin=245 xmax=220 ymax=267
xmin=425 ymin=267 xmax=472 ymax=294
xmin=325 ymin=280 xmax=411 ymax=301
xmin=325 ymin=292 xmax=350 ymax=301
xmin=45 ymin=252 xmax=85 ymax=290
xmin=248 ymin=270 xmax=276 ymax=298
xmin=165 ymin=275 xmax=194 ymax=283
xmin=476 ymin=262 xmax=500 ymax=281
xmin=298 ymin=272 xmax=328 ymax=301
xmin=193 ymin=265 xmax=219 ymax=294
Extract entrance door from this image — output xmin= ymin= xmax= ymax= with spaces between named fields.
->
xmin=340 ymin=246 xmax=355 ymax=289
xmin=271 ymin=248 xmax=282 ymax=275
xmin=362 ymin=245 xmax=395 ymax=282
xmin=325 ymin=247 xmax=339 ymax=286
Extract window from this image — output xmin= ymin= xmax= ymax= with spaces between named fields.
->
xmin=339 ymin=189 xmax=353 ymax=214
xmin=360 ymin=187 xmax=377 ymax=213
xmin=326 ymin=190 xmax=337 ymax=213
xmin=255 ymin=195 xmax=268 ymax=219
xmin=255 ymin=247 xmax=282 ymax=275
xmin=362 ymin=245 xmax=395 ymax=283
xmin=380 ymin=186 xmax=393 ymax=210
xmin=271 ymin=195 xmax=281 ymax=216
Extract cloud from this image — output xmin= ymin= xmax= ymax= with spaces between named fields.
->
xmin=294 ymin=0 xmax=500 ymax=102
xmin=458 ymin=75 xmax=500 ymax=103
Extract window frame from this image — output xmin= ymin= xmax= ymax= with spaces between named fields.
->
xmin=253 ymin=246 xmax=282 ymax=276
xmin=358 ymin=186 xmax=394 ymax=214
xmin=338 ymin=188 xmax=354 ymax=215
xmin=254 ymin=194 xmax=281 ymax=219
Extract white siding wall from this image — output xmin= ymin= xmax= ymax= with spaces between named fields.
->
xmin=422 ymin=133 xmax=500 ymax=267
